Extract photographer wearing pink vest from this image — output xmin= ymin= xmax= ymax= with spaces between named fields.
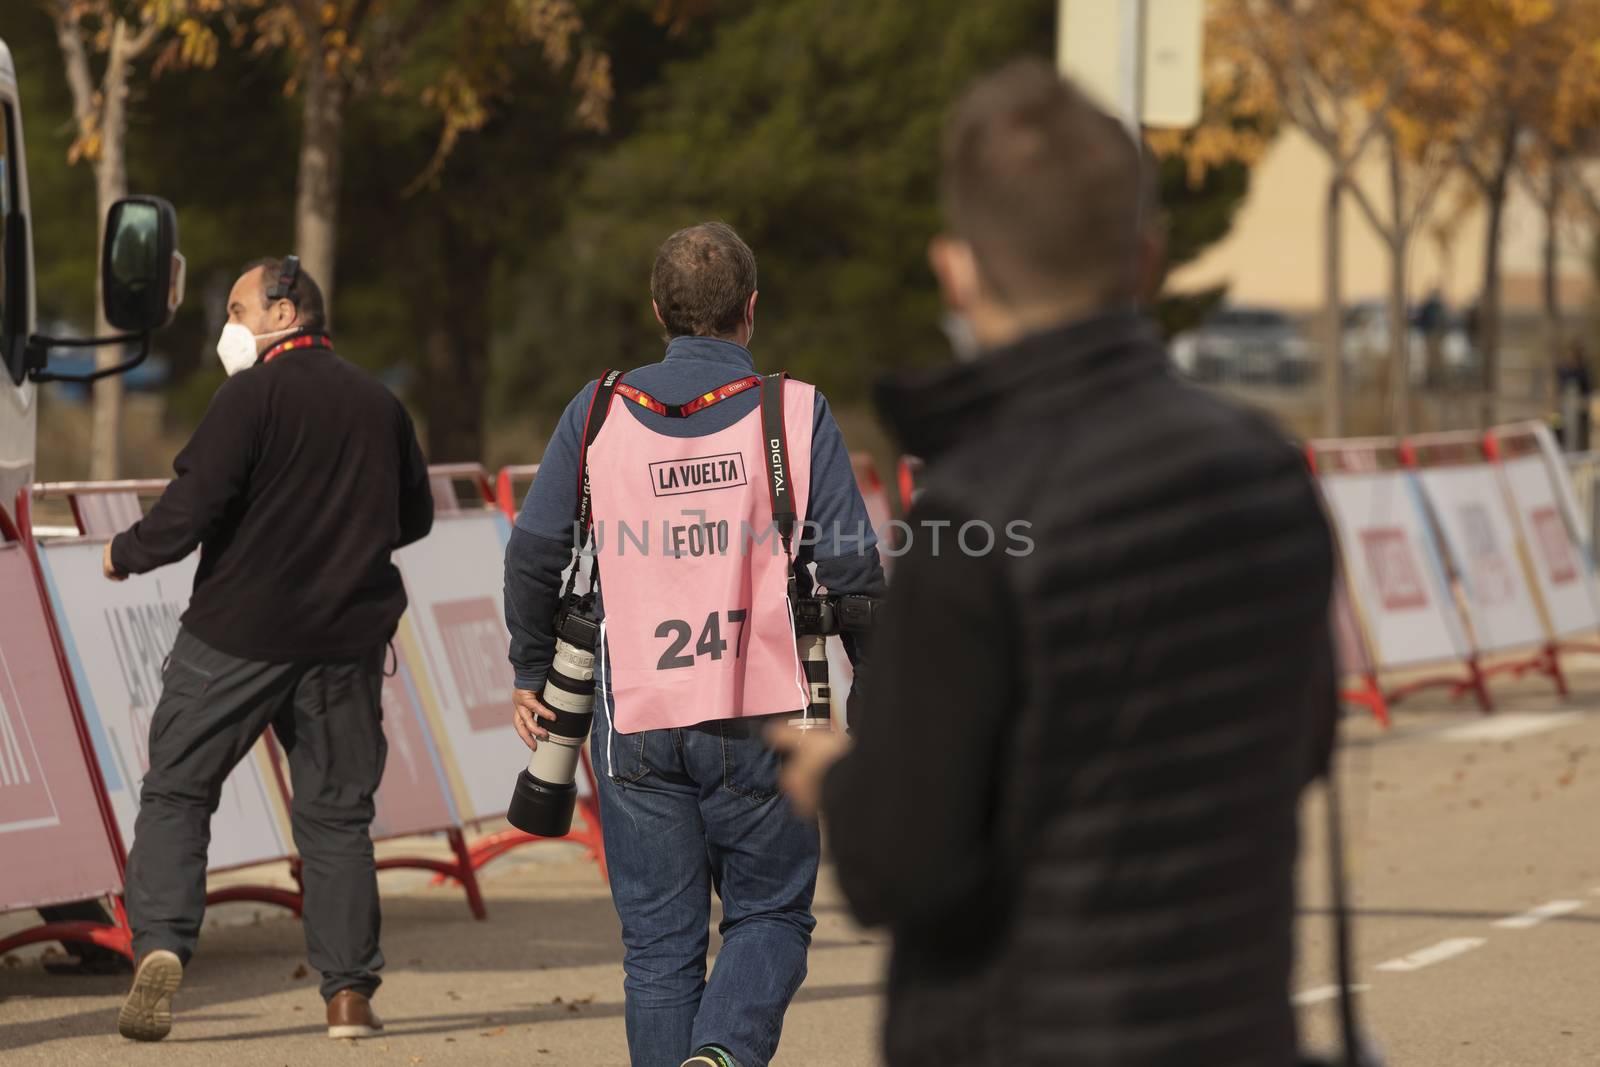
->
xmin=504 ymin=222 xmax=885 ymax=1067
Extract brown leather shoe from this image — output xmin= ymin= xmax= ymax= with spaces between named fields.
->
xmin=118 ymin=950 xmax=183 ymax=1041
xmin=326 ymin=989 xmax=384 ymax=1040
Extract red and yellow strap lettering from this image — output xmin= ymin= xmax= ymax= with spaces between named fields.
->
xmin=612 ymin=375 xmax=762 ymax=418
xmin=262 ymin=333 xmax=335 ymax=364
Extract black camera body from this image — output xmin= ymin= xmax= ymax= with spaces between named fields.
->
xmin=553 ymin=592 xmax=600 ymax=650
xmin=791 ymin=594 xmax=880 ymax=637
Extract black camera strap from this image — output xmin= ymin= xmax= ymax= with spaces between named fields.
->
xmin=1321 ymin=751 xmax=1370 ymax=1067
xmin=564 ymin=369 xmax=623 ymax=599
xmin=759 ymin=372 xmax=800 ymax=598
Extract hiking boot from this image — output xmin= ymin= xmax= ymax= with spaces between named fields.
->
xmin=326 ymin=988 xmax=384 ymax=1039
xmin=117 ymin=950 xmax=183 ymax=1041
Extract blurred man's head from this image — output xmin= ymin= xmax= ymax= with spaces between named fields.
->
xmin=650 ymin=222 xmax=759 ymax=346
xmin=229 ymin=257 xmax=327 ymax=352
xmin=931 ymin=59 xmax=1158 ymax=356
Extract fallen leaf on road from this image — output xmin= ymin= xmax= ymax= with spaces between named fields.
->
xmin=291 ymin=963 xmax=310 ymax=979
xmin=409 ymin=1057 xmax=423 ymax=1065
xmin=481 ymin=1026 xmax=507 ymax=1037
xmin=447 ymin=990 xmax=462 ymax=1001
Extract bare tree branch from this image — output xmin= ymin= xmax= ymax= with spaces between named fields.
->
xmin=121 ymin=14 xmax=162 ymax=61
xmin=49 ymin=1 xmax=98 ymax=132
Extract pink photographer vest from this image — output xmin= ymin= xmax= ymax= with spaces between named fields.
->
xmin=586 ymin=377 xmax=814 ymax=733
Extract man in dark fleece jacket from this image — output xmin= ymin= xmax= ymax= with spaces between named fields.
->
xmin=108 ymin=258 xmax=432 ymax=1044
xmin=773 ymin=62 xmax=1338 ymax=1066
xmin=505 ymin=223 xmax=884 ymax=1067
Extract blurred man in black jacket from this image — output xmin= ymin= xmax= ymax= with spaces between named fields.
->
xmin=107 ymin=258 xmax=433 ymax=1043
xmin=774 ymin=62 xmax=1338 ymax=1066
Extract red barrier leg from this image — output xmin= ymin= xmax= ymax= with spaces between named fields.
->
xmin=1545 ymin=643 xmax=1570 ymax=698
xmin=373 ymin=828 xmax=489 ymax=920
xmin=1342 ymin=671 xmax=1391 ymax=728
xmin=0 ymin=894 xmax=134 ymax=963
xmin=1465 ymin=656 xmax=1494 ymax=713
xmin=204 ymin=885 xmax=303 ymax=915
xmin=434 ymin=752 xmax=610 ymax=886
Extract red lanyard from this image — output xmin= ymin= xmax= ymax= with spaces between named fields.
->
xmin=612 ymin=375 xmax=762 ymax=418
xmin=261 ymin=333 xmax=334 ymax=364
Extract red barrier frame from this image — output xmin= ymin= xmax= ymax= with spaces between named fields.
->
xmin=1307 ymin=440 xmax=1495 ymax=717
xmin=496 ymin=464 xmax=541 ymax=523
xmin=443 ymin=748 xmax=608 ymax=887
xmin=24 ymin=481 xmax=491 ymax=924
xmin=0 ymin=492 xmax=135 ymax=961
xmin=428 ymin=462 xmax=497 ymax=510
xmin=1484 ymin=426 xmax=1600 ymax=666
xmin=896 ymin=455 xmax=922 ymax=515
xmin=1404 ymin=433 xmax=1567 ymax=701
xmin=421 ymin=465 xmax=610 ymax=886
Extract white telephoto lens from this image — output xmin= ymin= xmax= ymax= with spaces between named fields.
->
xmin=528 ymin=734 xmax=583 ymax=782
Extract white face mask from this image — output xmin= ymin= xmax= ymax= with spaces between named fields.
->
xmin=215 ymin=323 xmax=294 ymax=376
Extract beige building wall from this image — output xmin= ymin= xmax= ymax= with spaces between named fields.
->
xmin=1169 ymin=128 xmax=1596 ymax=315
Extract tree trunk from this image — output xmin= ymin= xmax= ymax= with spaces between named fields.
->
xmin=1542 ymin=164 xmax=1562 ymax=372
xmin=1387 ymin=238 xmax=1410 ymax=435
xmin=88 ymin=20 xmax=140 ymax=480
xmin=417 ymin=230 xmax=490 ymax=463
xmin=294 ymin=51 xmax=346 ymax=317
xmin=1386 ymin=146 xmax=1410 ymax=435
xmin=1322 ymin=174 xmax=1344 ymax=437
xmin=1478 ymin=188 xmax=1506 ymax=429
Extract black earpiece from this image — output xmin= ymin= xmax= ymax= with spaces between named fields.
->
xmin=266 ymin=255 xmax=301 ymax=303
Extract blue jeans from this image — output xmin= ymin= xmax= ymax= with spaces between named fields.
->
xmin=592 ymin=705 xmax=819 ymax=1067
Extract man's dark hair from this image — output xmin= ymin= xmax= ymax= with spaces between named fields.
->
xmin=649 ymin=223 xmax=758 ymax=339
xmin=943 ymin=59 xmax=1149 ymax=310
xmin=243 ymin=256 xmax=328 ymax=332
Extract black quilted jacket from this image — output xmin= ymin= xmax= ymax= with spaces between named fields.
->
xmin=822 ymin=311 xmax=1338 ymax=1067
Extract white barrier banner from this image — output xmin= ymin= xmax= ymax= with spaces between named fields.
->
xmin=36 ymin=543 xmax=292 ymax=870
xmin=0 ymin=539 xmax=124 ymax=910
xmin=1317 ymin=471 xmax=1470 ymax=668
xmin=1499 ymin=453 xmax=1600 ymax=638
xmin=1414 ymin=465 xmax=1547 ymax=653
xmin=393 ymin=511 xmax=527 ymax=822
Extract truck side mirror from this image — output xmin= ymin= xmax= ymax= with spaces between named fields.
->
xmin=26 ymin=195 xmax=184 ymax=384
xmin=102 ymin=196 xmax=184 ymax=333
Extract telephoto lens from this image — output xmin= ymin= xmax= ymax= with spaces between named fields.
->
xmin=791 ymin=632 xmax=832 ymax=732
xmin=507 ymin=594 xmax=599 ymax=837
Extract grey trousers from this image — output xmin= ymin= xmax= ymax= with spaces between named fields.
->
xmin=124 ymin=627 xmax=388 ymax=1002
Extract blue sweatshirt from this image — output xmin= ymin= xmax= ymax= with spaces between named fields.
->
xmin=504 ymin=335 xmax=886 ymax=695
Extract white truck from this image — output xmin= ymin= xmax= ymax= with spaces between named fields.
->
xmin=0 ymin=37 xmax=183 ymax=522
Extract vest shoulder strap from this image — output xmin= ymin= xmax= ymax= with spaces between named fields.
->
xmin=759 ymin=372 xmax=796 ymax=560
xmin=575 ymin=370 xmax=623 ymax=534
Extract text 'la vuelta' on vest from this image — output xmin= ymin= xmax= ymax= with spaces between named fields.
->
xmin=648 ymin=452 xmax=749 ymax=498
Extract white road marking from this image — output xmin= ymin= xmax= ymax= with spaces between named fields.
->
xmin=1293 ymin=984 xmax=1371 ymax=1006
xmin=1437 ymin=712 xmax=1583 ymax=743
xmin=1375 ymin=938 xmax=1486 ymax=972
xmin=1493 ymin=900 xmax=1584 ymax=929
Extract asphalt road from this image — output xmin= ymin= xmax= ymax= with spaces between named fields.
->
xmin=3 ymin=662 xmax=1598 ymax=1065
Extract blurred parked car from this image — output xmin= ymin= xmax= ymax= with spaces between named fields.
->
xmin=1171 ymin=306 xmax=1313 ymax=386
xmin=1342 ymin=301 xmax=1476 ymax=386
